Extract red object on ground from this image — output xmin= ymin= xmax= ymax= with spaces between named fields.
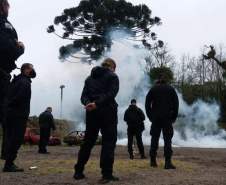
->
xmin=24 ymin=128 xmax=61 ymax=146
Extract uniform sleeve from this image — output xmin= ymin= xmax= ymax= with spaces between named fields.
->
xmin=124 ymin=109 xmax=128 ymax=123
xmin=138 ymin=108 xmax=145 ymax=131
xmin=139 ymin=108 xmax=145 ymax=121
xmin=49 ymin=114 xmax=56 ymax=131
xmin=5 ymin=44 xmax=24 ymax=61
xmin=171 ymin=89 xmax=179 ymax=120
xmin=0 ymin=22 xmax=24 ymax=61
xmin=81 ymin=79 xmax=92 ymax=106
xmin=145 ymin=89 xmax=153 ymax=121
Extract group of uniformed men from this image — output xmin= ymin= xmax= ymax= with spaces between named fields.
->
xmin=0 ymin=0 xmax=179 ymax=182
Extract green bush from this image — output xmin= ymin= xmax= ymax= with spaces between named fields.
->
xmin=149 ymin=66 xmax=174 ymax=83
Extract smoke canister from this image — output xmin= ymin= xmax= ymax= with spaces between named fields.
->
xmin=29 ymin=166 xmax=38 ymax=170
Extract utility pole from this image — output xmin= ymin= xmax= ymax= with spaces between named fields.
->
xmin=60 ymin=85 xmax=65 ymax=119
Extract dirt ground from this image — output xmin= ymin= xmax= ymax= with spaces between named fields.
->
xmin=0 ymin=145 xmax=226 ymax=185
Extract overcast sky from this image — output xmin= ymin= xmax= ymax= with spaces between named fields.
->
xmin=8 ymin=0 xmax=226 ymax=119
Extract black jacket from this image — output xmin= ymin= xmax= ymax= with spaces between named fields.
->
xmin=39 ymin=110 xmax=56 ymax=130
xmin=81 ymin=66 xmax=119 ymax=109
xmin=145 ymin=80 xmax=179 ymax=121
xmin=124 ymin=105 xmax=145 ymax=131
xmin=0 ymin=14 xmax=24 ymax=74
xmin=5 ymin=74 xmax=31 ymax=118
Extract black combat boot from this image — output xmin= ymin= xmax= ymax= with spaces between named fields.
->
xmin=3 ymin=162 xmax=24 ymax=172
xmin=140 ymin=150 xmax=146 ymax=159
xmin=150 ymin=157 xmax=158 ymax=167
xmin=101 ymin=175 xmax=119 ymax=181
xmin=73 ymin=171 xmax=85 ymax=180
xmin=129 ymin=152 xmax=134 ymax=159
xmin=164 ymin=157 xmax=176 ymax=169
xmin=140 ymin=155 xmax=146 ymax=159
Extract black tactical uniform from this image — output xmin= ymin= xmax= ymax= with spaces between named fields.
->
xmin=4 ymin=73 xmax=31 ymax=170
xmin=0 ymin=13 xmax=24 ymax=119
xmin=0 ymin=13 xmax=24 ymax=159
xmin=38 ymin=110 xmax=56 ymax=153
xmin=124 ymin=103 xmax=146 ymax=159
xmin=74 ymin=65 xmax=119 ymax=179
xmin=145 ymin=77 xmax=179 ymax=168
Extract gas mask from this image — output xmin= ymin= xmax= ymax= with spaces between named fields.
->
xmin=29 ymin=69 xmax=36 ymax=78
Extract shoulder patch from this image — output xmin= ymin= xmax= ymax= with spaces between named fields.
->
xmin=5 ymin=22 xmax=13 ymax=30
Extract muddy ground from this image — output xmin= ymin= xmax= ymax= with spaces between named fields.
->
xmin=0 ymin=145 xmax=226 ymax=185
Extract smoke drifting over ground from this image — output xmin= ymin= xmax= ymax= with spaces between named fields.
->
xmin=31 ymin=40 xmax=226 ymax=148
xmin=102 ymin=42 xmax=226 ymax=148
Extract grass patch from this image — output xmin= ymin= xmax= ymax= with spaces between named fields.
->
xmin=173 ymin=160 xmax=195 ymax=172
xmin=21 ymin=158 xmax=196 ymax=175
xmin=20 ymin=145 xmax=36 ymax=149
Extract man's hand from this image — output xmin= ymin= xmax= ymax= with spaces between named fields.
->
xmin=85 ymin=102 xmax=97 ymax=111
xmin=15 ymin=39 xmax=25 ymax=50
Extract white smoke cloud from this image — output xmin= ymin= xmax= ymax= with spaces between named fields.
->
xmin=30 ymin=32 xmax=226 ymax=148
xmin=102 ymin=40 xmax=226 ymax=148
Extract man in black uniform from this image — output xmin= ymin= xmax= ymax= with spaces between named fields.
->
xmin=38 ymin=107 xmax=56 ymax=154
xmin=0 ymin=0 xmax=25 ymax=160
xmin=74 ymin=58 xmax=119 ymax=181
xmin=124 ymin=99 xmax=146 ymax=159
xmin=145 ymin=73 xmax=179 ymax=169
xmin=3 ymin=63 xmax=36 ymax=172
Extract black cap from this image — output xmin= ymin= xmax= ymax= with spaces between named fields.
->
xmin=157 ymin=73 xmax=166 ymax=79
xmin=131 ymin=99 xmax=136 ymax=103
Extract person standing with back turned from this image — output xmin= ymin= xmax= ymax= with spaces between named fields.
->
xmin=74 ymin=58 xmax=119 ymax=182
xmin=38 ymin=107 xmax=56 ymax=154
xmin=124 ymin=99 xmax=146 ymax=160
xmin=0 ymin=0 xmax=25 ymax=160
xmin=145 ymin=73 xmax=179 ymax=169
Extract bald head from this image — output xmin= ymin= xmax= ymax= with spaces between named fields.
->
xmin=101 ymin=58 xmax=116 ymax=72
xmin=46 ymin=107 xmax=52 ymax=113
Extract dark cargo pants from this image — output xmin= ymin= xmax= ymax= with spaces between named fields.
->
xmin=127 ymin=129 xmax=145 ymax=156
xmin=149 ymin=117 xmax=174 ymax=158
xmin=75 ymin=106 xmax=117 ymax=177
xmin=0 ymin=69 xmax=11 ymax=122
xmin=0 ymin=70 xmax=11 ymax=159
xmin=5 ymin=117 xmax=27 ymax=166
xmin=38 ymin=127 xmax=51 ymax=153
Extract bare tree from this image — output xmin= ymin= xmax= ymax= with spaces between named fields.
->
xmin=145 ymin=43 xmax=176 ymax=72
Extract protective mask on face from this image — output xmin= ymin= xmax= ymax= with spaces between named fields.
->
xmin=29 ymin=69 xmax=36 ymax=78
